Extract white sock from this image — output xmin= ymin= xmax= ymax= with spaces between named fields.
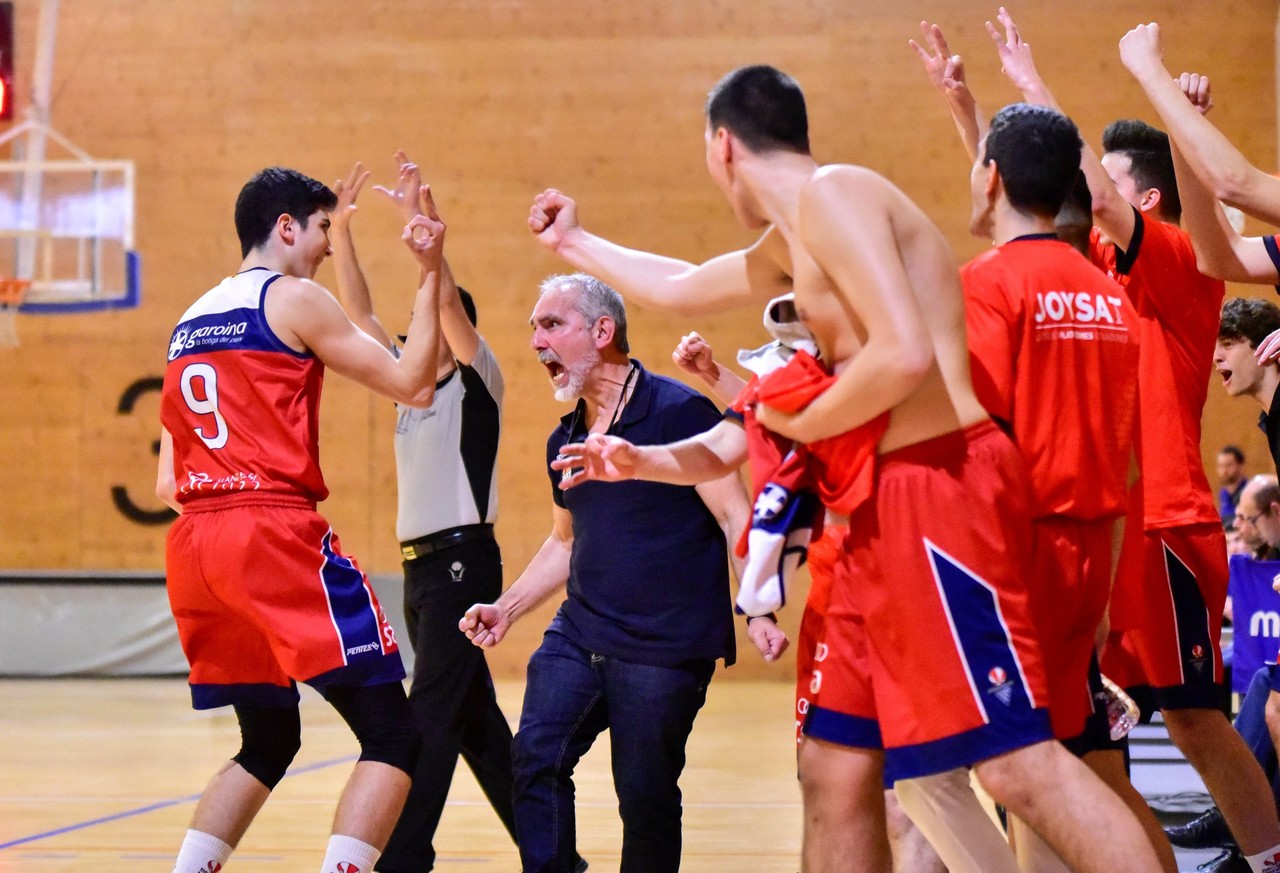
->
xmin=320 ymin=834 xmax=380 ymax=873
xmin=1246 ymin=845 xmax=1280 ymax=873
xmin=172 ymin=828 xmax=233 ymax=873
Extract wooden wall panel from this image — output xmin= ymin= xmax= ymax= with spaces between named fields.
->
xmin=0 ymin=0 xmax=1275 ymax=677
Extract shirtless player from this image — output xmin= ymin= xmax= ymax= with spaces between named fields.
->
xmin=527 ymin=64 xmax=1161 ymax=873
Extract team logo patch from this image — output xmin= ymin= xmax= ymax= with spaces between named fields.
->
xmin=450 ymin=561 xmax=465 ymax=583
xmin=986 ymin=665 xmax=1014 ymax=705
xmin=199 ymin=863 xmax=222 ymax=873
xmin=1187 ymin=644 xmax=1209 ymax=674
xmin=168 ymin=327 xmax=190 ymax=361
xmin=335 ymin=864 xmax=361 ymax=873
xmin=753 ymin=483 xmax=789 ymax=523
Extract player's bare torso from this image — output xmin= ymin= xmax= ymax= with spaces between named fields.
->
xmin=777 ymin=165 xmax=988 ymax=453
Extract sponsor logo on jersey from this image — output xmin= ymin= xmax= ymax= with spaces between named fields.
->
xmin=169 ymin=317 xmax=251 ymax=358
xmin=1033 ymin=291 xmax=1127 ymax=326
xmin=179 ymin=470 xmax=262 ymax=495
xmin=345 ymin=641 xmax=382 ymax=657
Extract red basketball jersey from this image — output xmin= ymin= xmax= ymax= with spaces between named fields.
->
xmin=962 ymin=236 xmax=1138 ymax=520
xmin=1090 ymin=214 xmax=1223 ymax=529
xmin=161 ymin=268 xmax=328 ymax=506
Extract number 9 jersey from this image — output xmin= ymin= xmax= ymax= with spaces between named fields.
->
xmin=161 ymin=267 xmax=328 ymax=507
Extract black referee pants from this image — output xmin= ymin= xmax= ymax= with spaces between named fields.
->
xmin=377 ymin=536 xmax=517 ymax=872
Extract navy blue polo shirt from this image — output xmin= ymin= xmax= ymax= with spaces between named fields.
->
xmin=545 ymin=361 xmax=736 ymax=667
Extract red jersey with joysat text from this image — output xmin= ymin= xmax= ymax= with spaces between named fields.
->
xmin=962 ymin=236 xmax=1138 ymax=520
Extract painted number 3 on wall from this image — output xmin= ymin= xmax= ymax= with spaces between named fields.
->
xmin=180 ymin=362 xmax=228 ymax=449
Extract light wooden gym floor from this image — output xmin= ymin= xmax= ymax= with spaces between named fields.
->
xmin=0 ymin=677 xmax=803 ymax=871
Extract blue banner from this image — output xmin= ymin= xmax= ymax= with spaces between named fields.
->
xmin=1228 ymin=555 xmax=1280 ymax=693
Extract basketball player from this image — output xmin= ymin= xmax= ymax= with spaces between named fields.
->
xmin=157 ymin=167 xmax=444 ymax=873
xmin=530 ymin=64 xmax=1162 ymax=873
xmin=981 ymin=11 xmax=1280 ymax=871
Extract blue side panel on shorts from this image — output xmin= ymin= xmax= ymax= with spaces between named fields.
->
xmin=320 ymin=531 xmax=385 ymax=665
xmin=803 ymin=706 xmax=884 ymax=750
xmin=310 ymin=531 xmax=405 ymax=690
xmin=882 ymin=541 xmax=1051 ymax=782
xmin=190 ymin=680 xmax=300 ymax=711
xmin=1152 ymin=539 xmax=1221 ymax=710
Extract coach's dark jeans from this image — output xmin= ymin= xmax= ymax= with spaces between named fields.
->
xmin=378 ymin=537 xmax=517 ymax=872
xmin=512 ymin=629 xmax=715 ymax=873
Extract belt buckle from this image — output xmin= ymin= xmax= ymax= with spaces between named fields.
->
xmin=400 ymin=543 xmax=418 ymax=561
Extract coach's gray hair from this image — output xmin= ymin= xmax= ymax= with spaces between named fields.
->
xmin=538 ymin=272 xmax=630 ymax=354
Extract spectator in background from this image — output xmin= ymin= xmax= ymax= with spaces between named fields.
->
xmin=1220 ymin=446 xmax=1248 ymax=529
xmin=1215 ymin=298 xmax=1280 ymax=477
xmin=1170 ymin=474 xmax=1280 ymax=872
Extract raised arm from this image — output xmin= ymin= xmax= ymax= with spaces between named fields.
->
xmin=672 ymin=331 xmax=748 ymax=406
xmin=329 ymin=163 xmax=394 ymax=350
xmin=1120 ymin=23 xmax=1280 ymax=227
xmin=375 ymin=151 xmax=483 ymax=365
xmin=1163 ymin=75 xmax=1280 ymax=284
xmin=459 ymin=503 xmax=574 ymax=648
xmin=528 ymin=189 xmax=791 ymax=316
xmin=271 ymin=191 xmax=446 ymax=408
xmin=909 ymin=20 xmax=988 ymax=163
xmin=988 ymin=7 xmax=1137 ymax=249
xmin=552 ymin=420 xmax=749 ymax=488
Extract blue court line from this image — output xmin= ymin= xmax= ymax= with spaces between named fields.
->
xmin=0 ymin=753 xmax=357 ymax=850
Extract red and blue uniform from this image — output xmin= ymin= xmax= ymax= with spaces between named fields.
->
xmin=962 ymin=235 xmax=1139 ymax=741
xmin=161 ymin=267 xmax=402 ymax=710
xmin=805 ymin=422 xmax=1052 ymax=782
xmin=1090 ymin=213 xmax=1228 ymax=708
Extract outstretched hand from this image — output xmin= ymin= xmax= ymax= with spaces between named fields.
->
xmin=330 ymin=162 xmax=371 ymax=235
xmin=402 ymin=185 xmax=446 ymax=270
xmin=747 ymin=615 xmax=789 ymax=663
xmin=459 ymin=603 xmax=510 ymax=648
xmin=986 ymin=6 xmax=1041 ymax=94
xmin=529 ymin=189 xmax=580 ymax=252
xmin=550 ymin=433 xmax=641 ymax=490
xmin=374 ymin=149 xmax=426 ymax=223
xmin=909 ymin=21 xmax=970 ymax=101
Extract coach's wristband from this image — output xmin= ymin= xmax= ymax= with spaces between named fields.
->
xmin=746 ymin=612 xmax=778 ymax=626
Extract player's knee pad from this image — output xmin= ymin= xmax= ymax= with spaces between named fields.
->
xmin=232 ymin=703 xmax=302 ymax=790
xmin=323 ymin=682 xmax=420 ymax=776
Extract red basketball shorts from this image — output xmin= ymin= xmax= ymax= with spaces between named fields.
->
xmin=803 ymin=421 xmax=1051 ymax=782
xmin=1118 ymin=523 xmax=1228 ymax=710
xmin=795 ymin=523 xmax=850 ymax=744
xmin=1028 ymin=517 xmax=1114 ymax=740
xmin=166 ymin=498 xmax=404 ymax=710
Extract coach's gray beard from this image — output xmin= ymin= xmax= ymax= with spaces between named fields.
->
xmin=542 ymin=348 xmax=600 ymax=403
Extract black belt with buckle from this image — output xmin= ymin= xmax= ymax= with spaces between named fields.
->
xmin=400 ymin=523 xmax=495 ymax=562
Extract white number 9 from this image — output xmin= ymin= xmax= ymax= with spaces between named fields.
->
xmin=180 ymin=362 xmax=228 ymax=449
